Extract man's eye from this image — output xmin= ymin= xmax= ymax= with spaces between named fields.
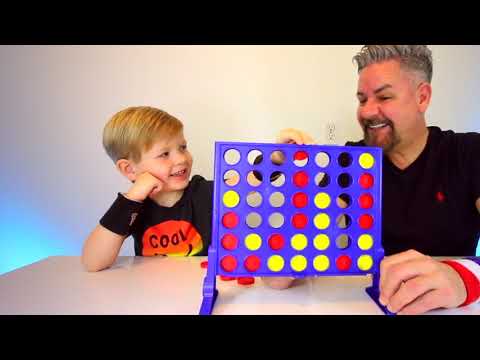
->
xmin=358 ymin=98 xmax=367 ymax=105
xmin=379 ymin=96 xmax=391 ymax=101
xmin=158 ymin=152 xmax=169 ymax=158
xmin=180 ymin=144 xmax=187 ymax=151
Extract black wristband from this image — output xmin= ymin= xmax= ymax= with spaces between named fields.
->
xmin=99 ymin=193 xmax=144 ymax=236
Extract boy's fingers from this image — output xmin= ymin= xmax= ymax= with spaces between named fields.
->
xmin=153 ymin=178 xmax=164 ymax=191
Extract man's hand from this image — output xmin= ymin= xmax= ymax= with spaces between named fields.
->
xmin=125 ymin=172 xmax=164 ymax=202
xmin=261 ymin=276 xmax=295 ymax=290
xmin=379 ymin=249 xmax=467 ymax=315
xmin=276 ymin=128 xmax=316 ymax=145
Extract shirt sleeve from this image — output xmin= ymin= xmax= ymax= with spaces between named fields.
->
xmin=442 ymin=257 xmax=480 ymax=307
xmin=99 ymin=193 xmax=144 ymax=236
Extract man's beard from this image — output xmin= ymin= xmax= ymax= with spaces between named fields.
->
xmin=361 ymin=117 xmax=400 ymax=154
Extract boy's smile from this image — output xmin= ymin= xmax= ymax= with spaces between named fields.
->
xmin=170 ymin=168 xmax=188 ymax=179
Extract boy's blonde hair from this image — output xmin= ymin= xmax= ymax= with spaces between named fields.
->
xmin=103 ymin=106 xmax=183 ymax=163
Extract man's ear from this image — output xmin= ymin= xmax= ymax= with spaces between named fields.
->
xmin=417 ymin=82 xmax=432 ymax=113
xmin=116 ymin=159 xmax=137 ymax=182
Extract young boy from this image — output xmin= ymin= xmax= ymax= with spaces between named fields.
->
xmin=81 ymin=106 xmax=213 ymax=272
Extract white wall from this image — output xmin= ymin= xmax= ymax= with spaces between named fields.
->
xmin=1 ymin=45 xmax=479 ymax=272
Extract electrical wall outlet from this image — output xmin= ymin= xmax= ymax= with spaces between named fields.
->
xmin=326 ymin=121 xmax=336 ymax=144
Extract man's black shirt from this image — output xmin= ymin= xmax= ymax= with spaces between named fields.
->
xmin=347 ymin=126 xmax=480 ymax=256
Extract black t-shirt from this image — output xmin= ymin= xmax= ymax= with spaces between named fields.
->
xmin=122 ymin=175 xmax=213 ymax=257
xmin=347 ymin=126 xmax=480 ymax=256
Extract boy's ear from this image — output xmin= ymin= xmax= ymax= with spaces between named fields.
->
xmin=116 ymin=159 xmax=137 ymax=182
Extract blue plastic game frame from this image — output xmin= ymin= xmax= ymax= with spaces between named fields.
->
xmin=200 ymin=142 xmax=393 ymax=315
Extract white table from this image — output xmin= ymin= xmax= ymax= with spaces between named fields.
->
xmin=0 ymin=256 xmax=478 ymax=315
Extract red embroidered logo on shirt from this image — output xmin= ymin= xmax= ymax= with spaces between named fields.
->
xmin=436 ymin=191 xmax=446 ymax=203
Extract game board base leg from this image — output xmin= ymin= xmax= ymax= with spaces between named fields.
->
xmin=199 ymin=289 xmax=218 ymax=315
xmin=365 ymin=286 xmax=395 ymax=316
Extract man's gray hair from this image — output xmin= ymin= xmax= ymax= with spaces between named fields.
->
xmin=353 ymin=45 xmax=433 ymax=83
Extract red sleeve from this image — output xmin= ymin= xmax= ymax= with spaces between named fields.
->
xmin=442 ymin=259 xmax=480 ymax=307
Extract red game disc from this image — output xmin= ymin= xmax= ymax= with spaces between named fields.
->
xmin=293 ymin=171 xmax=309 ymax=188
xmin=268 ymin=234 xmax=285 ymax=250
xmin=244 ymin=255 xmax=261 ymax=272
xmin=221 ymin=234 xmax=238 ymax=250
xmin=358 ymin=193 xmax=374 ymax=209
xmin=222 ymin=212 xmax=239 ymax=229
xmin=358 ymin=214 xmax=374 ymax=229
xmin=237 ymin=277 xmax=255 ymax=285
xmin=220 ymin=255 xmax=238 ymax=272
xmin=292 ymin=192 xmax=308 ymax=208
xmin=292 ymin=213 xmax=308 ymax=229
xmin=359 ymin=173 xmax=374 ymax=189
xmin=336 ymin=255 xmax=352 ymax=271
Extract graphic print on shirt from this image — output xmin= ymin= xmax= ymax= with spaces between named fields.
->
xmin=142 ymin=220 xmax=203 ymax=256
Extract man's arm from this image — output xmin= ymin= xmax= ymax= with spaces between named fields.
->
xmin=259 ymin=129 xmax=316 ymax=290
xmin=370 ymin=163 xmax=480 ymax=314
xmin=261 ymin=277 xmax=296 ymax=290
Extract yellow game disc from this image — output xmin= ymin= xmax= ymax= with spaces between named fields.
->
xmin=223 ymin=190 xmax=240 ymax=208
xmin=245 ymin=233 xmax=262 ymax=251
xmin=314 ymin=213 xmax=330 ymax=229
xmin=291 ymin=234 xmax=308 ymax=251
xmin=314 ymin=192 xmax=331 ymax=209
xmin=357 ymin=255 xmax=373 ymax=271
xmin=313 ymin=255 xmax=330 ymax=272
xmin=357 ymin=234 xmax=374 ymax=250
xmin=290 ymin=255 xmax=307 ymax=272
xmin=313 ymin=234 xmax=330 ymax=250
xmin=268 ymin=255 xmax=285 ymax=272
xmin=359 ymin=153 xmax=375 ymax=169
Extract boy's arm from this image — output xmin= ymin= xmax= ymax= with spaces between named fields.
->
xmin=81 ymin=172 xmax=163 ymax=272
xmin=81 ymin=224 xmax=128 ymax=272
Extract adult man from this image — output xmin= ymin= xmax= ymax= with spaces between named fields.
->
xmin=263 ymin=46 xmax=480 ymax=315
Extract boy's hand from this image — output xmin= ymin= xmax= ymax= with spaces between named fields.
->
xmin=125 ymin=172 xmax=164 ymax=202
xmin=276 ymin=128 xmax=316 ymax=145
xmin=379 ymin=249 xmax=467 ymax=315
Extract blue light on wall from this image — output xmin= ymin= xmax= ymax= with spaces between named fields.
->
xmin=0 ymin=195 xmax=76 ymax=275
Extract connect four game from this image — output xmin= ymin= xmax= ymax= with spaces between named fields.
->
xmin=200 ymin=142 xmax=390 ymax=315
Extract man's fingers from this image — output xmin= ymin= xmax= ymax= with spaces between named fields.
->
xmin=380 ymin=256 xmax=436 ymax=305
xmin=276 ymin=128 xmax=315 ymax=145
xmin=387 ymin=274 xmax=436 ymax=313
xmin=380 ymin=249 xmax=426 ymax=294
xmin=301 ymin=132 xmax=316 ymax=145
xmin=397 ymin=289 xmax=445 ymax=315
